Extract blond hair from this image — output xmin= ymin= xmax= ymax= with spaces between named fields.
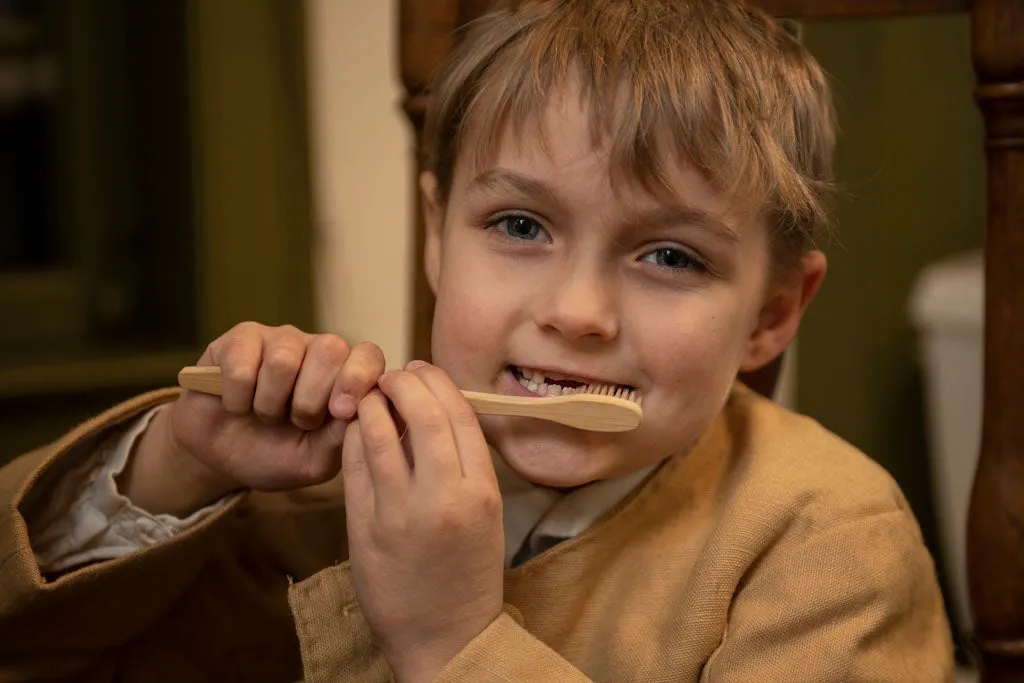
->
xmin=423 ymin=0 xmax=837 ymax=262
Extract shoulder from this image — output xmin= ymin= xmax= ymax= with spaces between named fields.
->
xmin=698 ymin=391 xmax=955 ymax=681
xmin=716 ymin=384 xmax=916 ymax=540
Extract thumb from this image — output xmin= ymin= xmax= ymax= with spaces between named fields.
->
xmin=302 ymin=418 xmax=349 ymax=485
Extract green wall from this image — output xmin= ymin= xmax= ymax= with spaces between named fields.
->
xmin=0 ymin=1 xmax=316 ymax=463
xmin=798 ymin=17 xmax=983 ymax=565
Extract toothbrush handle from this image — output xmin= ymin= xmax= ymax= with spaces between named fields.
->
xmin=180 ymin=367 xmax=539 ymax=415
xmin=178 ymin=365 xmax=224 ymax=395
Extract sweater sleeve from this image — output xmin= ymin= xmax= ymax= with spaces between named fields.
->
xmin=287 ymin=563 xmax=591 ymax=683
xmin=701 ymin=506 xmax=955 ymax=683
xmin=435 ymin=609 xmax=592 ymax=682
xmin=287 ymin=562 xmax=394 ymax=682
xmin=31 ymin=405 xmax=231 ymax=573
xmin=0 ymin=389 xmax=245 ymax=682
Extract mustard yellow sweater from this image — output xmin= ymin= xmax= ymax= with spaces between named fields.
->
xmin=0 ymin=385 xmax=953 ymax=681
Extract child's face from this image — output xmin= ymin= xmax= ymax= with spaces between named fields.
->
xmin=423 ymin=87 xmax=816 ymax=487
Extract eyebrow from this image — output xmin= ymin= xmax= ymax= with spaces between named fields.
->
xmin=466 ymin=167 xmax=740 ymax=245
xmin=628 ymin=205 xmax=741 ymax=245
xmin=465 ymin=168 xmax=564 ymax=210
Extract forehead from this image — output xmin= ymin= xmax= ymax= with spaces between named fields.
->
xmin=454 ymin=83 xmax=737 ymax=222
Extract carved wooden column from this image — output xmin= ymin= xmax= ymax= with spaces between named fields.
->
xmin=967 ymin=0 xmax=1024 ymax=680
xmin=398 ymin=0 xmax=460 ymax=362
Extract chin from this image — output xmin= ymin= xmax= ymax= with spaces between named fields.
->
xmin=481 ymin=415 xmax=626 ymax=488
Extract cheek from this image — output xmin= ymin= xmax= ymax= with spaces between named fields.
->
xmin=429 ymin=240 xmax=517 ymax=378
xmin=636 ymin=290 xmax=752 ymax=390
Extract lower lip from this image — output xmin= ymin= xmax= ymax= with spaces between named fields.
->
xmin=505 ymin=367 xmax=540 ymax=397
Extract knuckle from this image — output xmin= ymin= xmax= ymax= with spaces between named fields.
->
xmin=362 ymin=426 xmax=393 ymax=453
xmin=355 ymin=341 xmax=385 ymax=366
xmin=303 ymin=451 xmax=340 ymax=485
xmin=342 ymin=363 xmax=378 ymax=392
xmin=309 ymin=335 xmax=350 ymax=365
xmin=219 ymin=334 xmax=249 ymax=359
xmin=358 ymin=409 xmax=395 ymax=452
xmin=290 ymin=399 xmax=323 ymax=427
xmin=252 ymin=405 xmax=280 ymax=424
xmin=417 ymin=406 xmax=448 ymax=435
xmin=276 ymin=324 xmax=303 ymax=339
xmin=264 ymin=346 xmax=301 ymax=376
xmin=222 ymin=321 xmax=262 ymax=347
xmin=229 ymin=320 xmax=260 ymax=337
xmin=433 ymin=501 xmax=465 ymax=535
xmin=220 ymin=371 xmax=257 ymax=408
xmin=221 ymin=359 xmax=256 ymax=385
xmin=475 ymin=488 xmax=502 ymax=519
xmin=449 ymin=400 xmax=479 ymax=428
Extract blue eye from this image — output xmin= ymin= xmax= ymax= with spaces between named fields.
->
xmin=642 ymin=247 xmax=706 ymax=272
xmin=490 ymin=215 xmax=550 ymax=242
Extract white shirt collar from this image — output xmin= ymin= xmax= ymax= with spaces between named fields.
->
xmin=491 ymin=449 xmax=656 ymax=567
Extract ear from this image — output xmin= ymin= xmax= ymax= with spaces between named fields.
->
xmin=420 ymin=171 xmax=443 ymax=295
xmin=739 ymin=250 xmax=827 ymax=373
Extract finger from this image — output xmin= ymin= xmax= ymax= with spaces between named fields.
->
xmin=407 ymin=361 xmax=495 ymax=485
xmin=354 ymin=390 xmax=411 ymax=503
xmin=354 ymin=393 xmax=409 ymax=499
xmin=377 ymin=370 xmax=462 ymax=485
xmin=290 ymin=335 xmax=351 ymax=430
xmin=206 ymin=322 xmax=263 ymax=416
xmin=299 ymin=416 xmax=349 ymax=485
xmin=253 ymin=326 xmax=308 ymax=424
xmin=329 ymin=342 xmax=386 ymax=420
xmin=341 ymin=420 xmax=374 ymax=521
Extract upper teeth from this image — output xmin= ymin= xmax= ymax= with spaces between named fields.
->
xmin=519 ymin=368 xmax=571 ymax=396
xmin=515 ymin=366 xmax=631 ymax=398
xmin=513 ymin=366 xmax=641 ymax=404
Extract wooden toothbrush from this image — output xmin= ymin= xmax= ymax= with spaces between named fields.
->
xmin=177 ymin=366 xmax=643 ymax=432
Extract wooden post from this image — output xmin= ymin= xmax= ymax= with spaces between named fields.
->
xmin=967 ymin=0 xmax=1024 ymax=680
xmin=397 ymin=0 xmax=461 ymax=362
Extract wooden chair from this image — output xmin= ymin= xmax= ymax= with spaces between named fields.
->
xmin=398 ymin=1 xmax=1023 ymax=679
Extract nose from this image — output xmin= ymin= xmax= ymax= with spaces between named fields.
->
xmin=535 ymin=264 xmax=619 ymax=342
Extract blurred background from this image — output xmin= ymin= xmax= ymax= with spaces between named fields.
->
xmin=0 ymin=0 xmax=982 ymax=665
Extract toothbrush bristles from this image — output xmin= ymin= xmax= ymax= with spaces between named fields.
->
xmin=575 ymin=383 xmax=642 ymax=406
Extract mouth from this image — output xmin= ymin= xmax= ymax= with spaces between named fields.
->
xmin=508 ymin=364 xmax=637 ymax=398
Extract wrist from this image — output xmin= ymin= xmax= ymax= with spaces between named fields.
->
xmin=388 ymin=645 xmax=460 ymax=683
xmin=117 ymin=403 xmax=239 ymax=516
xmin=387 ymin=624 xmax=491 ymax=683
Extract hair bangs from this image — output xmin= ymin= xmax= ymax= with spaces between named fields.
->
xmin=424 ymin=0 xmax=837 ymax=260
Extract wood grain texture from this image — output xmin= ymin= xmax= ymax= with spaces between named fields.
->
xmin=968 ymin=0 xmax=1024 ymax=678
xmin=399 ymin=0 xmax=456 ymax=362
xmin=752 ymin=0 xmax=966 ymax=17
xmin=449 ymin=0 xmax=968 ymax=22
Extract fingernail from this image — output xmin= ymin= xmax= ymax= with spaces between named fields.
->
xmin=331 ymin=394 xmax=355 ymax=419
xmin=405 ymin=360 xmax=429 ymax=371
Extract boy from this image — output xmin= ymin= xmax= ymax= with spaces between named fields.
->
xmin=0 ymin=0 xmax=954 ymax=680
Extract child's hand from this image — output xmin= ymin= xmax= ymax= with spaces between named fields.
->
xmin=342 ymin=361 xmax=505 ymax=683
xmin=122 ymin=322 xmax=386 ymax=516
